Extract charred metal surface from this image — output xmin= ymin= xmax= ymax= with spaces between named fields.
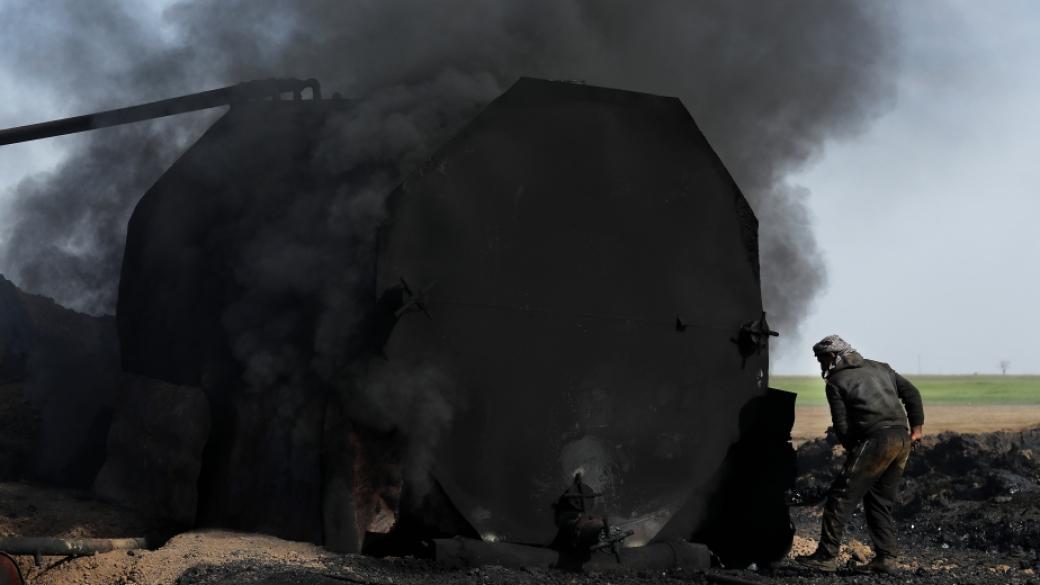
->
xmin=118 ymin=98 xmax=357 ymax=543
xmin=93 ymin=375 xmax=211 ymax=528
xmin=118 ymin=98 xmax=351 ymax=388
xmin=379 ymin=78 xmax=770 ymax=545
xmin=733 ymin=311 xmax=780 ymax=366
xmin=112 ymin=77 xmax=781 ymax=553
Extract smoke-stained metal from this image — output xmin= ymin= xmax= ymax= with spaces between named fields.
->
xmin=116 ymin=95 xmax=357 ymax=543
xmin=111 ymin=77 xmax=789 ymax=559
xmin=377 ymin=78 xmax=770 ymax=545
xmin=117 ymin=95 xmax=348 ymax=388
xmin=733 ymin=311 xmax=780 ymax=367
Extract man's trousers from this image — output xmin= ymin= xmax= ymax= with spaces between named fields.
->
xmin=818 ymin=427 xmax=912 ymax=560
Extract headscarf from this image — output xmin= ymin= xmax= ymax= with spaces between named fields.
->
xmin=812 ymin=334 xmax=854 ymax=357
xmin=812 ymin=334 xmax=855 ymax=379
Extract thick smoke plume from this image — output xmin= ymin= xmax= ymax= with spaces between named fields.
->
xmin=0 ymin=0 xmax=898 ymax=329
xmin=0 ymin=0 xmax=898 ymax=488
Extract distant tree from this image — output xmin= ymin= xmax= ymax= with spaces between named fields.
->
xmin=999 ymin=360 xmax=1011 ymax=375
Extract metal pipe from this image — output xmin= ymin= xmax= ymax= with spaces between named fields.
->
xmin=0 ymin=78 xmax=321 ymax=147
xmin=705 ymin=571 xmax=769 ymax=585
xmin=432 ymin=537 xmax=711 ymax=572
xmin=0 ymin=537 xmax=148 ymax=557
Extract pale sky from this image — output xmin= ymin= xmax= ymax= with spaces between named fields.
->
xmin=771 ymin=1 xmax=1040 ymax=374
xmin=1 ymin=2 xmax=1037 ymax=375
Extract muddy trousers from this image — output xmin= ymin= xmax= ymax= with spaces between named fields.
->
xmin=818 ymin=427 xmax=911 ymax=560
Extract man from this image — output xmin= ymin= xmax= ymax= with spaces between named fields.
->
xmin=797 ymin=335 xmax=924 ymax=574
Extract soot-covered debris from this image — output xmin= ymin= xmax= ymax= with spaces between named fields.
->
xmin=6 ymin=427 xmax=1040 ymax=584
xmin=788 ymin=426 xmax=1040 ymax=584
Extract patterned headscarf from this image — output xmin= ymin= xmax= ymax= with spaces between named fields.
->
xmin=812 ymin=334 xmax=854 ymax=357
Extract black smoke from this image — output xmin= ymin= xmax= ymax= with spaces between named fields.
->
xmin=0 ymin=0 xmax=899 ymax=496
xmin=0 ymin=0 xmax=898 ymax=333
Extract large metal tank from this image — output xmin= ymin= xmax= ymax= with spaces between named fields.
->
xmin=111 ymin=78 xmax=786 ymax=554
xmin=117 ymin=94 xmax=362 ymax=542
xmin=377 ymin=78 xmax=770 ymax=545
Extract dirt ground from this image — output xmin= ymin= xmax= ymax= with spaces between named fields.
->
xmin=792 ymin=404 xmax=1040 ymax=445
xmin=4 ymin=422 xmax=1040 ymax=584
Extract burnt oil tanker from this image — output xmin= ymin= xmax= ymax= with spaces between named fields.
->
xmin=0 ymin=77 xmax=795 ymax=569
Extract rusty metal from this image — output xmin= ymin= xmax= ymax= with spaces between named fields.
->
xmin=0 ymin=552 xmax=25 ymax=585
xmin=0 ymin=78 xmax=321 ymax=146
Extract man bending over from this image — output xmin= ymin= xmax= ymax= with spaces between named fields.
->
xmin=797 ymin=334 xmax=924 ymax=574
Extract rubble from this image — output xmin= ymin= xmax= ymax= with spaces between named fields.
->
xmin=7 ymin=425 xmax=1040 ymax=585
xmin=793 ymin=426 xmax=1040 ymax=553
xmin=786 ymin=425 xmax=1040 ymax=584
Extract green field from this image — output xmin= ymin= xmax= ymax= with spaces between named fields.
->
xmin=770 ymin=375 xmax=1040 ymax=406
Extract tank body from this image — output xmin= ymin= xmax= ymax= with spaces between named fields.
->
xmin=378 ymin=78 xmax=768 ymax=544
xmin=114 ymin=78 xmax=784 ymax=553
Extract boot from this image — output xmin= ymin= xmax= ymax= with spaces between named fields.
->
xmin=865 ymin=555 xmax=899 ymax=575
xmin=795 ymin=550 xmax=839 ymax=572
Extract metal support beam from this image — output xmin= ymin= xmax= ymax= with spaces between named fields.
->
xmin=0 ymin=78 xmax=321 ymax=146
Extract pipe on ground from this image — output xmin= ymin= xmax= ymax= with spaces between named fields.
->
xmin=432 ymin=537 xmax=711 ymax=572
xmin=0 ymin=537 xmax=148 ymax=557
xmin=705 ymin=572 xmax=769 ymax=585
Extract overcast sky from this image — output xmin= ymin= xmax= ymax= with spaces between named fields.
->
xmin=772 ymin=0 xmax=1040 ymax=375
xmin=1 ymin=2 xmax=1036 ymax=376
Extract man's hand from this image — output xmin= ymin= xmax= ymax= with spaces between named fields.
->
xmin=910 ymin=425 xmax=924 ymax=443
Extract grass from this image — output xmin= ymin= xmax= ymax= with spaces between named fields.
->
xmin=770 ymin=374 xmax=1040 ymax=406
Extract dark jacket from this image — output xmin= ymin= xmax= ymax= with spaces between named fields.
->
xmin=825 ymin=352 xmax=925 ymax=447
